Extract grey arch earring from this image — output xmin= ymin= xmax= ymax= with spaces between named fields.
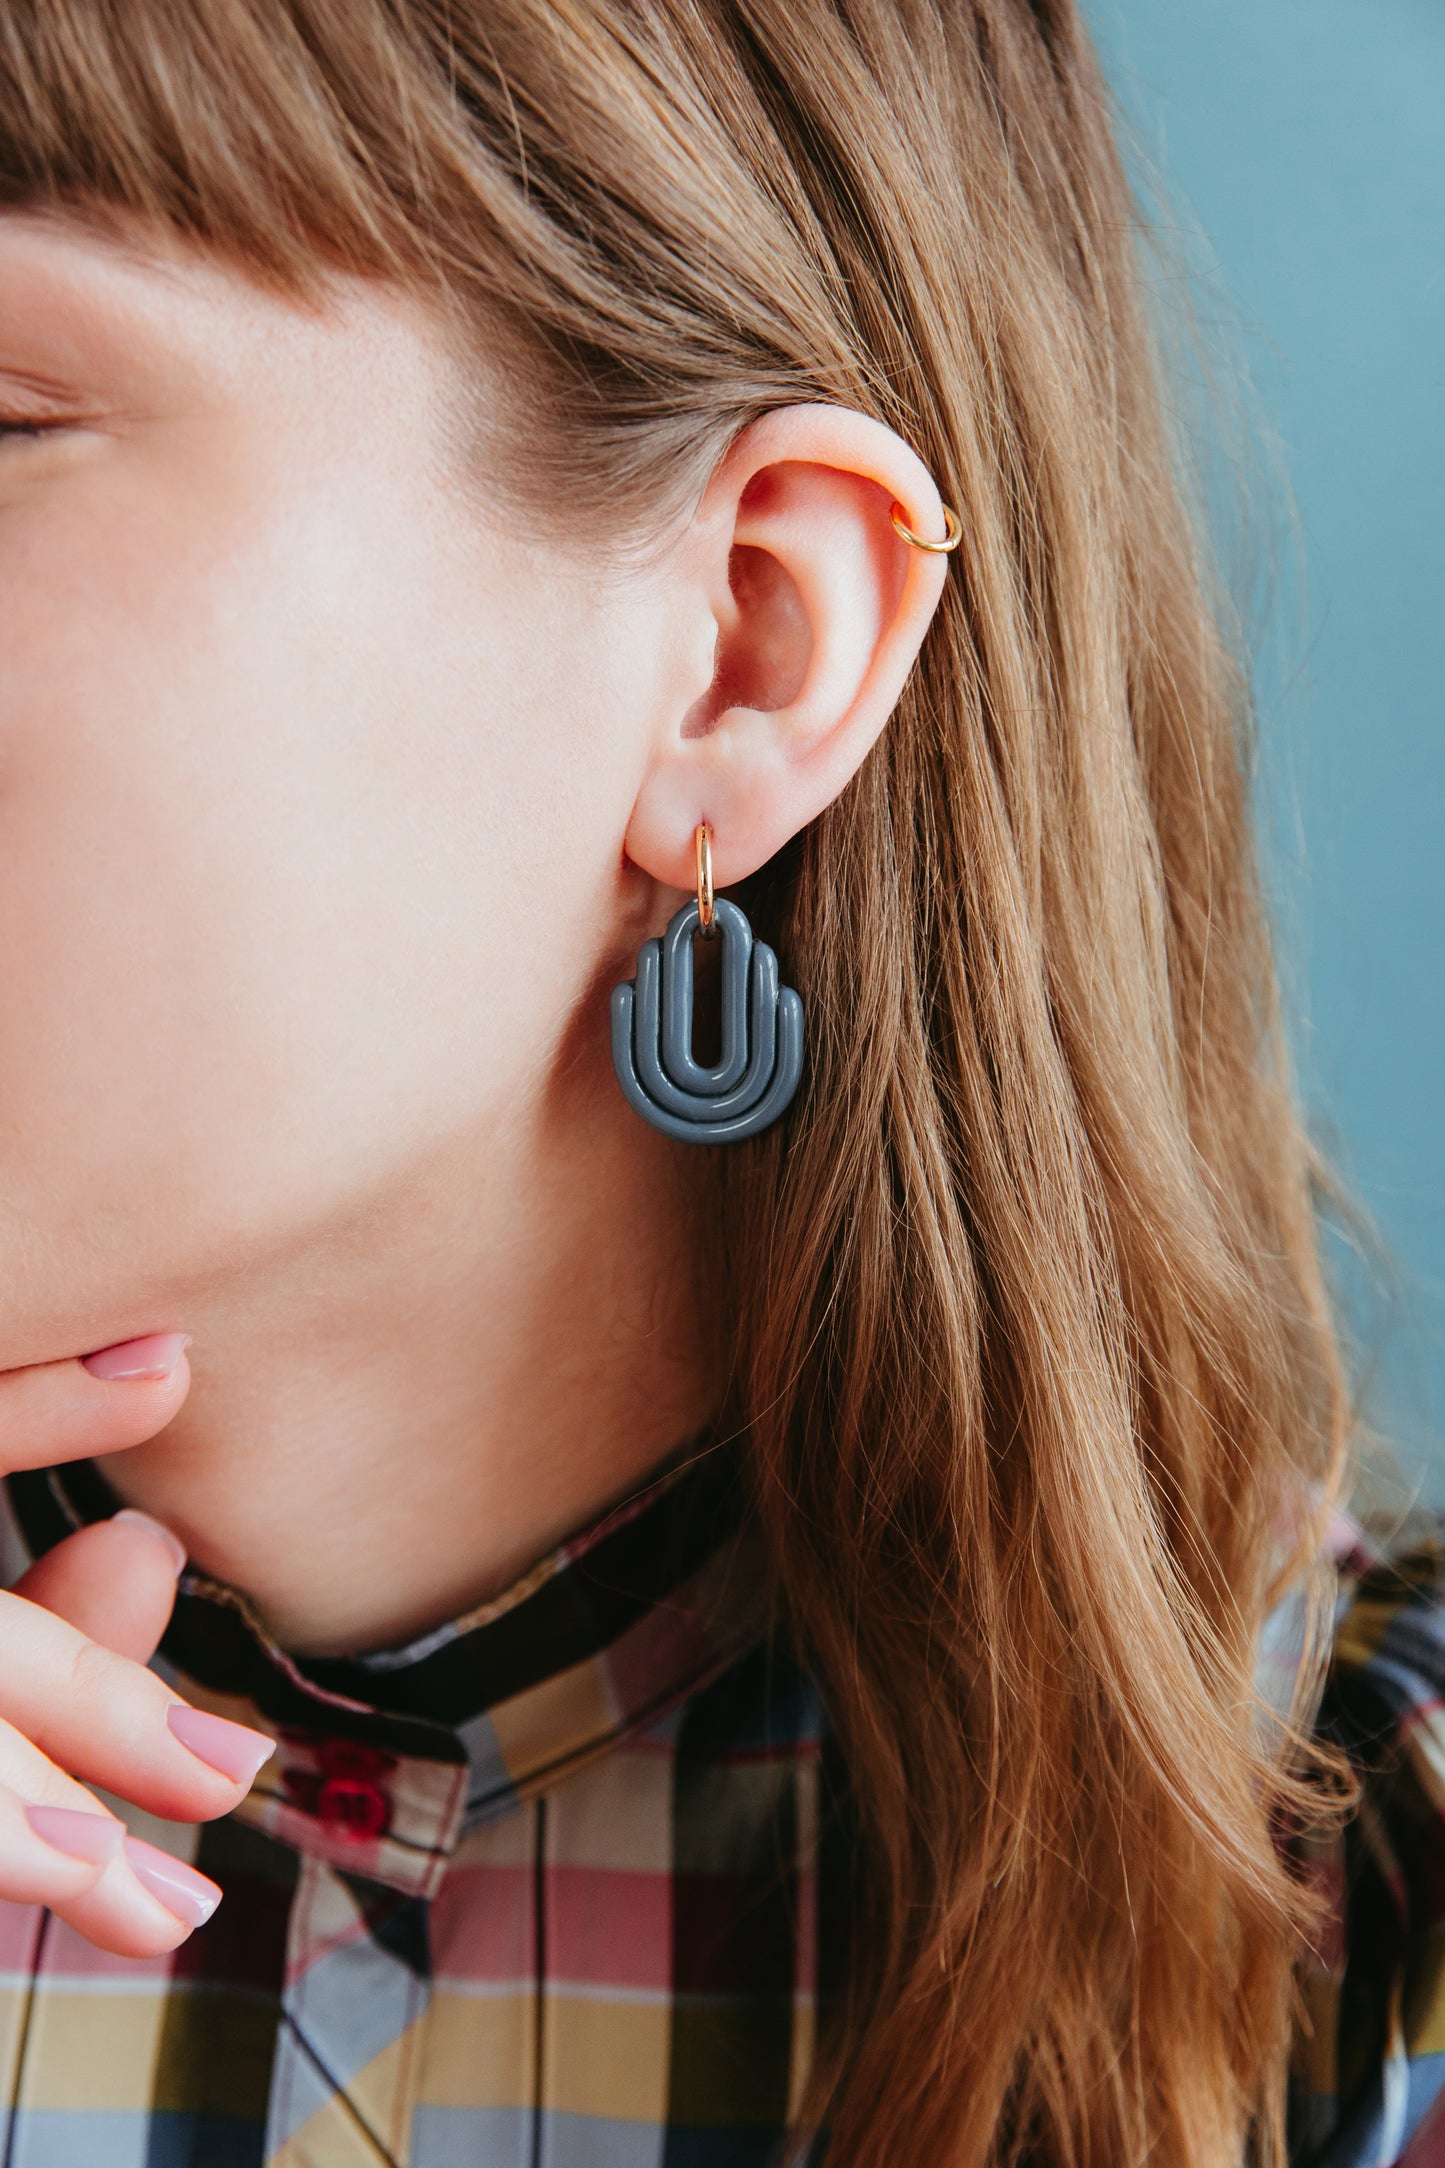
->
xmin=610 ymin=824 xmax=805 ymax=1144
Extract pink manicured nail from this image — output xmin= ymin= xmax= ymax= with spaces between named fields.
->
xmin=81 ymin=1333 xmax=191 ymax=1381
xmin=25 ymin=1805 xmax=124 ymax=1864
xmin=110 ymin=1508 xmax=188 ymax=1577
xmin=167 ymin=1704 xmax=275 ymax=1784
xmin=122 ymin=1836 xmax=220 ymax=1928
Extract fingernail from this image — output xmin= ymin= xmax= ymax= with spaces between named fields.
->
xmin=25 ymin=1804 xmax=124 ymax=1864
xmin=110 ymin=1508 xmax=188 ymax=1578
xmin=167 ymin=1704 xmax=275 ymax=1784
xmin=122 ymin=1836 xmax=221 ymax=1928
xmin=81 ymin=1333 xmax=191 ymax=1381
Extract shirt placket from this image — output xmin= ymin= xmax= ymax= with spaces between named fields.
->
xmin=264 ymin=1857 xmax=432 ymax=2168
xmin=254 ymin=1737 xmax=465 ymax=2167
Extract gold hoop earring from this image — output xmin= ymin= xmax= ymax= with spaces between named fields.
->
xmin=695 ymin=820 xmax=716 ymax=936
xmin=889 ymin=500 xmax=962 ymax=553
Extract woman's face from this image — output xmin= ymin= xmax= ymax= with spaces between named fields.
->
xmin=0 ymin=213 xmax=679 ymax=1363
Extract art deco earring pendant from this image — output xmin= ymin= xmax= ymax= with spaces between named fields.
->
xmin=610 ymin=824 xmax=805 ymax=1144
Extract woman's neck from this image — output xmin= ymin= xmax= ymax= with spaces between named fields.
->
xmin=102 ymin=1088 xmax=720 ymax=1657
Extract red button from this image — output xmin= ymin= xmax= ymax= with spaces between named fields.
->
xmin=315 ymin=1741 xmax=395 ymax=1784
xmin=277 ymin=1733 xmax=398 ymax=1838
xmin=316 ymin=1775 xmax=391 ymax=1841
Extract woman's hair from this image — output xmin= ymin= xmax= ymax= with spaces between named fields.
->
xmin=1 ymin=3 xmax=1361 ymax=2158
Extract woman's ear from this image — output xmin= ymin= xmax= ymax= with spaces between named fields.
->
xmin=624 ymin=403 xmax=954 ymax=891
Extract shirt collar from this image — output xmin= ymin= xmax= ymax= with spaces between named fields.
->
xmin=4 ymin=1435 xmax=767 ymax=1900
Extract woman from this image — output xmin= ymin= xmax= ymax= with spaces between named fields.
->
xmin=0 ymin=1 xmax=1438 ymax=2162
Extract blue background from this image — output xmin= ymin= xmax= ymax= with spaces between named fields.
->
xmin=1088 ymin=0 xmax=1445 ymax=1500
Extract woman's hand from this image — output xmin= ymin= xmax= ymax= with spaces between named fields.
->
xmin=0 ymin=1334 xmax=273 ymax=1956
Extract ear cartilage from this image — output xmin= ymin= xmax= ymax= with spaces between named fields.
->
xmin=610 ymin=897 xmax=804 ymax=1144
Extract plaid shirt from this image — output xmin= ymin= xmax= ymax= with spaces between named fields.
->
xmin=0 ymin=1449 xmax=1441 ymax=2168
xmin=1288 ymin=1512 xmax=1445 ymax=2167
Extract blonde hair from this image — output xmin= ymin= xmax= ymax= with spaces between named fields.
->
xmin=1 ymin=2 xmax=1360 ymax=2158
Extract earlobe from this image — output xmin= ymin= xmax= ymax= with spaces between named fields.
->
xmin=624 ymin=402 xmax=956 ymax=896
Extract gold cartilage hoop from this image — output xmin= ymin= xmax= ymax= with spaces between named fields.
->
xmin=889 ymin=499 xmax=962 ymax=553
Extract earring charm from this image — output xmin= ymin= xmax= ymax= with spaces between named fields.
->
xmin=610 ymin=823 xmax=805 ymax=1144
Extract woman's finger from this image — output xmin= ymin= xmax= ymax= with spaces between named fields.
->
xmin=0 ymin=1775 xmax=221 ymax=1958
xmin=0 ymin=1779 xmax=123 ymax=1910
xmin=0 ymin=1713 xmax=230 ymax=1953
xmin=0 ymin=1332 xmax=227 ymax=1957
xmin=52 ymin=1829 xmax=223 ymax=1959
xmin=0 ymin=1594 xmax=273 ymax=1822
xmin=12 ymin=1510 xmax=187 ymax=1660
xmin=0 ymin=1333 xmax=192 ymax=1475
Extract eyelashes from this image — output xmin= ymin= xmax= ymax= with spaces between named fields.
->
xmin=0 ymin=418 xmax=81 ymax=458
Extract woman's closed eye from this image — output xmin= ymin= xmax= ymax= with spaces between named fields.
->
xmin=0 ymin=378 xmax=99 ymax=448
xmin=0 ymin=412 xmax=105 ymax=477
xmin=0 ymin=401 xmax=74 ymax=448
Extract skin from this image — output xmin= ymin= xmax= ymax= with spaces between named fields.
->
xmin=0 ymin=208 xmax=948 ymax=1953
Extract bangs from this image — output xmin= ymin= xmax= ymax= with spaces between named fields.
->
xmin=0 ymin=0 xmax=789 ymax=522
xmin=0 ymin=0 xmax=468 ymax=290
